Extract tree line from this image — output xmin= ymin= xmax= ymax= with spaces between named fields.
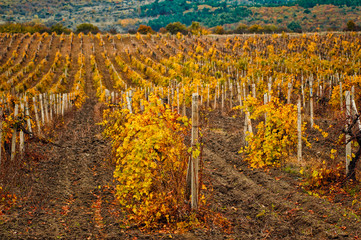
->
xmin=1 ymin=20 xmax=360 ymax=35
xmin=0 ymin=22 xmax=99 ymax=34
xmin=295 ymin=0 xmax=361 ymax=8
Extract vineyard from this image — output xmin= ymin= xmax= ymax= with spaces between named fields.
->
xmin=0 ymin=31 xmax=361 ymax=238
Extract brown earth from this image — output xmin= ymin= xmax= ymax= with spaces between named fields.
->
xmin=0 ymin=34 xmax=361 ymax=239
xmin=0 ymin=96 xmax=360 ymax=239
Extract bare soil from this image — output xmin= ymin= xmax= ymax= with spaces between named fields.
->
xmin=0 ymin=98 xmax=360 ymax=239
xmin=0 ymin=34 xmax=360 ymax=239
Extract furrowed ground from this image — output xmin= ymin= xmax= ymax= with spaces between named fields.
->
xmin=0 ymin=32 xmax=360 ymax=239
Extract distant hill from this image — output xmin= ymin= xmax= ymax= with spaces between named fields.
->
xmin=0 ymin=0 xmax=147 ymax=31
xmin=295 ymin=0 xmax=361 ymax=8
xmin=0 ymin=0 xmax=361 ymax=32
xmin=142 ymin=0 xmax=361 ymax=32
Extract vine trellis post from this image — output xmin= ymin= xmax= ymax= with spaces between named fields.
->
xmin=187 ymin=93 xmax=199 ymax=209
xmin=345 ymin=91 xmax=351 ymax=175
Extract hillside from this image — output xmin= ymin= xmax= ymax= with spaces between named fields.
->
xmin=0 ymin=0 xmax=148 ymax=31
xmin=0 ymin=0 xmax=361 ymax=32
xmin=235 ymin=4 xmax=361 ymax=32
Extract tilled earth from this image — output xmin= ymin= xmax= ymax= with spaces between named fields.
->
xmin=0 ymin=99 xmax=360 ymax=239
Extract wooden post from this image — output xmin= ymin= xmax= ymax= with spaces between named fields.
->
xmin=264 ymin=93 xmax=268 ymax=123
xmin=167 ymin=87 xmax=170 ymax=105
xmin=127 ymin=91 xmax=133 ymax=113
xmin=183 ymin=88 xmax=186 ymax=116
xmin=213 ymin=85 xmax=217 ymax=110
xmin=25 ymin=97 xmax=32 ymax=135
xmin=345 ymin=91 xmax=351 ymax=175
xmin=43 ymin=93 xmax=49 ymax=123
xmin=207 ymin=84 xmax=210 ymax=108
xmin=62 ymin=93 xmax=65 ymax=116
xmin=221 ymin=85 xmax=224 ymax=113
xmin=0 ymin=108 xmax=3 ymax=165
xmin=68 ymin=93 xmax=72 ymax=109
xmin=340 ymin=81 xmax=343 ymax=111
xmin=244 ymin=110 xmax=253 ymax=147
xmin=20 ymin=101 xmax=25 ymax=158
xmin=53 ymin=94 xmax=57 ymax=116
xmin=329 ymin=78 xmax=333 ymax=100
xmin=39 ymin=94 xmax=45 ymax=125
xmin=229 ymin=82 xmax=233 ymax=110
xmin=33 ymin=97 xmax=41 ymax=135
xmin=57 ymin=93 xmax=61 ymax=115
xmin=177 ymin=87 xmax=180 ymax=114
xmin=301 ymin=77 xmax=305 ymax=108
xmin=11 ymin=104 xmax=18 ymax=161
xmin=66 ymin=93 xmax=69 ymax=112
xmin=310 ymin=79 xmax=314 ymax=128
xmin=49 ymin=94 xmax=53 ymax=121
xmin=63 ymin=93 xmax=68 ymax=114
xmin=237 ymin=83 xmax=243 ymax=113
xmin=242 ymin=83 xmax=246 ymax=102
xmin=297 ymin=97 xmax=302 ymax=162
xmin=191 ymin=93 xmax=199 ymax=209
xmin=287 ymin=82 xmax=292 ymax=104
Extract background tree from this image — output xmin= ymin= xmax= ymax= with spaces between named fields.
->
xmin=159 ymin=27 xmax=167 ymax=34
xmin=75 ymin=23 xmax=100 ymax=34
xmin=50 ymin=23 xmax=71 ymax=34
xmin=287 ymin=21 xmax=302 ymax=33
xmin=137 ymin=24 xmax=155 ymax=34
xmin=189 ymin=21 xmax=200 ymax=35
xmin=165 ymin=22 xmax=187 ymax=35
xmin=263 ymin=24 xmax=278 ymax=33
xmin=249 ymin=24 xmax=263 ymax=33
xmin=213 ymin=25 xmax=225 ymax=35
xmin=0 ymin=22 xmax=49 ymax=33
xmin=234 ymin=23 xmax=249 ymax=34
xmin=188 ymin=21 xmax=209 ymax=36
xmin=345 ymin=20 xmax=358 ymax=31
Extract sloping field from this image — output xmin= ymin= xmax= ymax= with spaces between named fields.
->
xmin=0 ymin=32 xmax=360 ymax=239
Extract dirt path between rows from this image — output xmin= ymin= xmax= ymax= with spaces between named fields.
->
xmin=0 ymin=97 xmax=121 ymax=238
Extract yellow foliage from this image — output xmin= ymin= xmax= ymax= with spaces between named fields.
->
xmin=102 ymin=94 xmax=192 ymax=229
xmin=240 ymin=97 xmax=305 ymax=168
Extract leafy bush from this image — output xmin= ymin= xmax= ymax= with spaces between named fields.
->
xmin=102 ymin=95 xmax=192 ymax=229
xmin=50 ymin=23 xmax=71 ymax=34
xmin=0 ymin=22 xmax=49 ymax=33
xmin=166 ymin=22 xmax=188 ymax=35
xmin=75 ymin=23 xmax=100 ymax=34
xmin=240 ymin=97 xmax=306 ymax=168
xmin=137 ymin=24 xmax=155 ymax=34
